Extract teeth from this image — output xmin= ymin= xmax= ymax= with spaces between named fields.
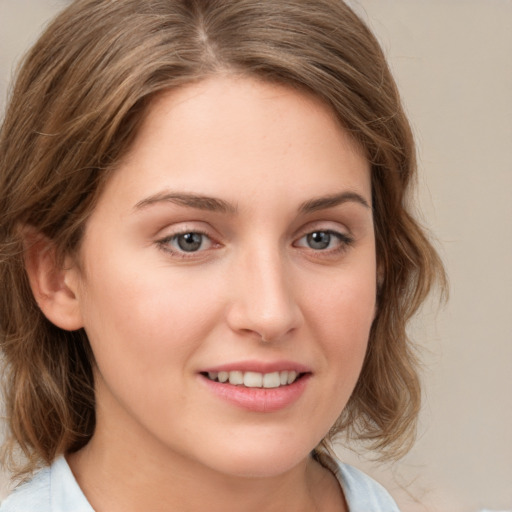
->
xmin=244 ymin=372 xmax=263 ymax=388
xmin=263 ymin=372 xmax=281 ymax=388
xmin=228 ymin=371 xmax=244 ymax=385
xmin=287 ymin=370 xmax=297 ymax=385
xmin=206 ymin=370 xmax=301 ymax=388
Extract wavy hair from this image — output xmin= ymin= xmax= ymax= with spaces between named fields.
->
xmin=0 ymin=0 xmax=446 ymax=477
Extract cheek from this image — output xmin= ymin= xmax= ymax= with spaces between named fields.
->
xmin=78 ymin=256 xmax=224 ymax=377
xmin=307 ymin=260 xmax=377 ymax=329
xmin=304 ymin=260 xmax=377 ymax=372
xmin=293 ymin=268 xmax=376 ymax=433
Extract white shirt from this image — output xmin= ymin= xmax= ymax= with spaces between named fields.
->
xmin=0 ymin=452 xmax=401 ymax=511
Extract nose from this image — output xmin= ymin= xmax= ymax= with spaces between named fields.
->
xmin=226 ymin=247 xmax=304 ymax=343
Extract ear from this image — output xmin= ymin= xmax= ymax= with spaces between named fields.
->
xmin=22 ymin=229 xmax=84 ymax=331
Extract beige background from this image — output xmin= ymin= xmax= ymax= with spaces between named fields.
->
xmin=1 ymin=1 xmax=511 ymax=511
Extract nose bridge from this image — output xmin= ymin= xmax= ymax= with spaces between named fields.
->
xmin=227 ymin=241 xmax=302 ymax=341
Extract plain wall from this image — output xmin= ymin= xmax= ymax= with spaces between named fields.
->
xmin=1 ymin=1 xmax=511 ymax=510
xmin=338 ymin=2 xmax=512 ymax=511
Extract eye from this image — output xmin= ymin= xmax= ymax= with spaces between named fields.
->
xmin=306 ymin=231 xmax=333 ymax=250
xmin=159 ymin=231 xmax=213 ymax=254
xmin=295 ymin=230 xmax=353 ymax=251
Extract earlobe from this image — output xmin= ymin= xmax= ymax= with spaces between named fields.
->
xmin=22 ymin=229 xmax=84 ymax=331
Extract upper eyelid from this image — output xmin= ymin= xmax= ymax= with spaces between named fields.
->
xmin=294 ymin=229 xmax=353 ymax=245
xmin=161 ymin=226 xmax=211 ymax=237
xmin=153 ymin=218 xmax=353 ymax=241
xmin=155 ymin=221 xmax=218 ymax=239
xmin=292 ymin=220 xmax=352 ymax=239
xmin=157 ymin=229 xmax=215 ymax=247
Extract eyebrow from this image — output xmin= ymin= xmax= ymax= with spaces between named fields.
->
xmin=133 ymin=190 xmax=370 ymax=215
xmin=298 ymin=191 xmax=371 ymax=214
xmin=134 ymin=192 xmax=238 ymax=214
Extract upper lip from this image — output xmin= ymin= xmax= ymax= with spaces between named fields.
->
xmin=200 ymin=360 xmax=312 ymax=374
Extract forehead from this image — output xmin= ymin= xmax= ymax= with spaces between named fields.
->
xmin=97 ymin=76 xmax=371 ymax=215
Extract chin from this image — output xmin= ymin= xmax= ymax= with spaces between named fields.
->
xmin=214 ymin=454 xmax=307 ymax=479
xmin=193 ymin=433 xmax=318 ymax=479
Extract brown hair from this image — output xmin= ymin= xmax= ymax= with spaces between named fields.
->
xmin=0 ymin=0 xmax=446 ymax=476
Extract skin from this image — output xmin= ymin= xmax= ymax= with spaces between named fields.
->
xmin=41 ymin=76 xmax=377 ymax=511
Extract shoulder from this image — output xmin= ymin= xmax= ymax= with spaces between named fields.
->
xmin=0 ymin=465 xmax=51 ymax=512
xmin=336 ymin=463 xmax=401 ymax=512
xmin=315 ymin=451 xmax=402 ymax=512
xmin=0 ymin=456 xmax=93 ymax=512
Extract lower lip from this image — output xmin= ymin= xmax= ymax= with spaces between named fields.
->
xmin=200 ymin=374 xmax=310 ymax=413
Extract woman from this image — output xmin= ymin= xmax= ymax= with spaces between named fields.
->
xmin=0 ymin=0 xmax=445 ymax=510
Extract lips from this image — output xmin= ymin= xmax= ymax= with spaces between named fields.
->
xmin=199 ymin=361 xmax=311 ymax=412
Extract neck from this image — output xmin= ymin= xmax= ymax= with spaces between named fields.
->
xmin=67 ymin=428 xmax=345 ymax=512
xmin=67 ymin=382 xmax=346 ymax=512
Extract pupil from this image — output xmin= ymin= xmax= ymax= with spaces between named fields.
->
xmin=307 ymin=231 xmax=330 ymax=250
xmin=177 ymin=233 xmax=202 ymax=252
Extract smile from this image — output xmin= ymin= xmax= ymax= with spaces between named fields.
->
xmin=204 ymin=370 xmax=300 ymax=388
xmin=199 ymin=366 xmax=310 ymax=412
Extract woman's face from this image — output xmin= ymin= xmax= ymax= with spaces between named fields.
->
xmin=70 ymin=76 xmax=376 ymax=477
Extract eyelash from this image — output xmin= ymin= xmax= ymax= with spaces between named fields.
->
xmin=294 ymin=230 xmax=354 ymax=256
xmin=156 ymin=228 xmax=354 ymax=260
xmin=156 ymin=229 xmax=216 ymax=259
